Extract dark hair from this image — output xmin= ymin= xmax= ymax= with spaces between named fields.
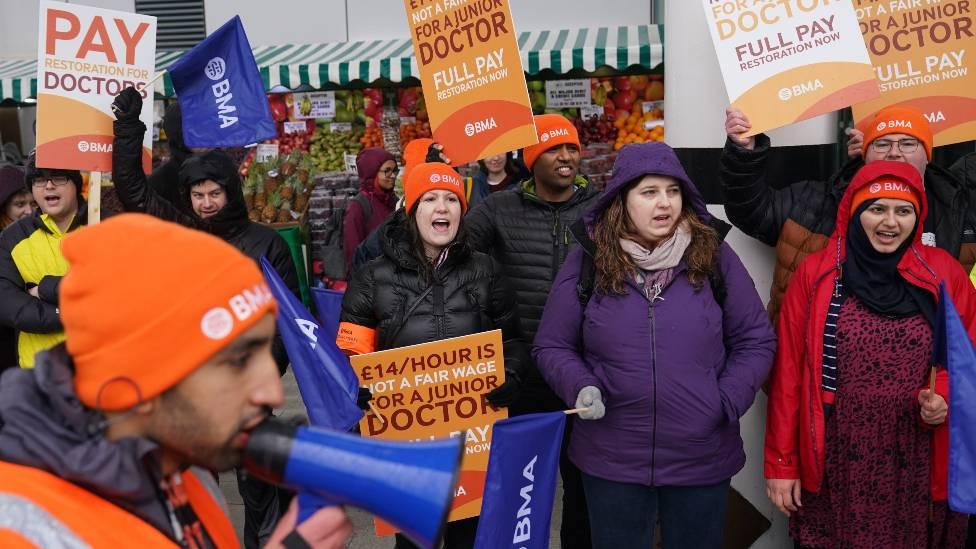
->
xmin=0 ymin=189 xmax=32 ymax=228
xmin=593 ymin=180 xmax=719 ymax=295
xmin=403 ymin=201 xmax=470 ymax=282
xmin=25 ymin=150 xmax=84 ymax=194
xmin=477 ymin=151 xmax=521 ymax=177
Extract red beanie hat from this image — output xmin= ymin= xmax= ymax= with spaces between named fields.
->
xmin=61 ymin=214 xmax=277 ymax=410
xmin=849 ymin=161 xmax=923 ymax=216
xmin=404 ymin=162 xmax=467 ymax=214
xmin=861 ymin=106 xmax=933 ymax=160
xmin=523 ymin=114 xmax=580 ymax=171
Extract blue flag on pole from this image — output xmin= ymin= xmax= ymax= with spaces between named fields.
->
xmin=934 ymin=282 xmax=976 ymax=513
xmin=260 ymin=258 xmax=363 ymax=431
xmin=474 ymin=412 xmax=566 ymax=549
xmin=311 ymin=287 xmax=345 ymax=341
xmin=167 ymin=16 xmax=276 ymax=148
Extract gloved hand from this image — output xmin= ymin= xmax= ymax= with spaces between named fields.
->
xmin=486 ymin=373 xmax=521 ymax=408
xmin=425 ymin=142 xmax=450 ymax=164
xmin=112 ymin=86 xmax=143 ymax=121
xmin=574 ymin=386 xmax=605 ymax=420
xmin=357 ymin=387 xmax=373 ymax=411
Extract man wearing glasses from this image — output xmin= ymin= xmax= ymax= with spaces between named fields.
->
xmin=0 ymin=152 xmax=84 ymax=368
xmin=720 ymin=105 xmax=973 ymax=322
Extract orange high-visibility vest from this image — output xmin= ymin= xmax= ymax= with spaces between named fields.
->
xmin=0 ymin=460 xmax=239 ymax=548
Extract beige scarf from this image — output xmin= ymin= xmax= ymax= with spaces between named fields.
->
xmin=620 ymin=221 xmax=692 ymax=293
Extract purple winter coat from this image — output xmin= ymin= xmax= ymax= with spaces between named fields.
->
xmin=533 ymin=142 xmax=775 ymax=486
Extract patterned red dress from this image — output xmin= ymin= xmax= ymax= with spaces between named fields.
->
xmin=789 ymin=298 xmax=968 ymax=549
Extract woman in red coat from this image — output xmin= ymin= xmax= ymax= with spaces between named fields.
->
xmin=764 ymin=160 xmax=975 ymax=548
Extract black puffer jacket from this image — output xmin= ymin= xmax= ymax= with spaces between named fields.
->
xmin=464 ymin=177 xmax=599 ymax=413
xmin=340 ymin=210 xmax=528 ymax=384
xmin=720 ymin=134 xmax=975 ymax=320
xmin=147 ymin=102 xmax=191 ymax=206
xmin=112 ymin=89 xmax=298 ymax=372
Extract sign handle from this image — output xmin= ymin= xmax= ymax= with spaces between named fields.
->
xmin=87 ymin=172 xmax=101 ymax=225
xmin=929 ymin=366 xmax=937 ymax=400
xmin=368 ymin=401 xmax=386 ymax=425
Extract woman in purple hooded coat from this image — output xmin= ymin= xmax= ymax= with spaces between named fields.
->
xmin=343 ymin=147 xmax=398 ymax=273
xmin=533 ymin=142 xmax=776 ymax=549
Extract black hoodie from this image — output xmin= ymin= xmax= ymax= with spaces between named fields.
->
xmin=112 ymin=106 xmax=298 ymax=373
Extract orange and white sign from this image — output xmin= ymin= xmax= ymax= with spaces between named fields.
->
xmin=36 ymin=1 xmax=156 ymax=171
xmin=350 ymin=330 xmax=507 ymax=535
xmin=403 ymin=0 xmax=537 ymax=164
xmin=703 ymin=0 xmax=879 ymax=136
xmin=851 ymin=0 xmax=976 ymax=146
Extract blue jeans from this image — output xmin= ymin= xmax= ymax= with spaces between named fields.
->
xmin=581 ymin=472 xmax=730 ymax=549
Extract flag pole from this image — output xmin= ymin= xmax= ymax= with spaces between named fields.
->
xmin=929 ymin=366 xmax=937 ymax=398
xmin=564 ymin=408 xmax=591 ymax=415
xmin=144 ymin=70 xmax=167 ymax=88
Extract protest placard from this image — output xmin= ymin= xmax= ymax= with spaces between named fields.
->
xmin=350 ymin=330 xmax=508 ymax=535
xmin=851 ymin=0 xmax=976 ymax=146
xmin=403 ymin=0 xmax=537 ymax=164
xmin=703 ymin=0 xmax=879 ymax=135
xmin=36 ymin=1 xmax=156 ymax=172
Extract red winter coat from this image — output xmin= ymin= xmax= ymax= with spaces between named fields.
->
xmin=764 ymin=161 xmax=976 ymax=500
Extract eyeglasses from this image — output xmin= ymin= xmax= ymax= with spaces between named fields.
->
xmin=379 ymin=167 xmax=398 ymax=176
xmin=871 ymin=138 xmax=920 ymax=154
xmin=31 ymin=176 xmax=71 ymax=187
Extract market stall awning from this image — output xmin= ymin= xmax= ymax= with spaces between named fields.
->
xmin=0 ymin=25 xmax=663 ymax=101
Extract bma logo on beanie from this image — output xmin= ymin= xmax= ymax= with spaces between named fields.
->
xmin=876 ymin=119 xmax=912 ymax=132
xmin=200 ymin=283 xmax=274 ymax=340
xmin=539 ymin=127 xmax=569 ymax=143
xmin=430 ymin=171 xmax=461 ymax=189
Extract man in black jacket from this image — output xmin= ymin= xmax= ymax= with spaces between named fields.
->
xmin=112 ymin=87 xmax=297 ymax=549
xmin=465 ymin=114 xmax=599 ymax=549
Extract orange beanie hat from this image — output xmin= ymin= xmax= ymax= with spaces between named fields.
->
xmin=404 ymin=162 xmax=467 ymax=214
xmin=402 ymin=138 xmax=434 ymax=186
xmin=850 ymin=173 xmax=922 ymax=217
xmin=61 ymin=214 xmax=277 ymax=411
xmin=861 ymin=106 xmax=933 ymax=160
xmin=523 ymin=114 xmax=580 ymax=171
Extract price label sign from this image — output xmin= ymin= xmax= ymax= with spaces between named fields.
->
xmin=330 ymin=123 xmax=353 ymax=133
xmin=580 ymin=105 xmax=605 ymax=119
xmin=344 ymin=153 xmax=358 ymax=173
xmin=545 ymin=79 xmax=591 ymax=108
xmin=641 ymin=101 xmax=664 ymax=114
xmin=256 ymin=143 xmax=279 ymax=163
xmin=284 ymin=121 xmax=308 ymax=134
xmin=293 ymin=92 xmax=336 ymax=119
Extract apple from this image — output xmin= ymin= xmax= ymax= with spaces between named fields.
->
xmin=629 ymin=75 xmax=649 ymax=92
xmin=612 ymin=89 xmax=637 ymax=111
xmin=613 ymin=76 xmax=632 ymax=92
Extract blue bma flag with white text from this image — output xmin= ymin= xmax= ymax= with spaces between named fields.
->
xmin=260 ymin=257 xmax=363 ymax=431
xmin=934 ymin=283 xmax=976 ymax=513
xmin=474 ymin=412 xmax=566 ymax=549
xmin=167 ymin=16 xmax=276 ymax=147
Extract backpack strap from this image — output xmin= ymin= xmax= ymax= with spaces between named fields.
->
xmin=706 ymin=216 xmax=731 ymax=308
xmin=570 ymin=219 xmax=598 ymax=306
xmin=354 ymin=193 xmax=373 ymax=221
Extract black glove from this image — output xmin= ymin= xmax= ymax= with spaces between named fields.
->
xmin=486 ymin=372 xmax=521 ymax=408
xmin=112 ymin=86 xmax=142 ymax=121
xmin=357 ymin=387 xmax=373 ymax=411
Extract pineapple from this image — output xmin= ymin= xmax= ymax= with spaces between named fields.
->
xmin=248 ymin=209 xmax=260 ymax=222
xmin=263 ymin=171 xmax=278 ymax=195
xmin=277 ymin=192 xmax=293 ymax=223
xmin=262 ymin=190 xmax=280 ymax=223
xmin=294 ymin=187 xmax=309 ymax=213
xmin=243 ymin=173 xmax=257 ymax=211
xmin=280 ymin=177 xmax=295 ymax=202
xmin=253 ymin=191 xmax=267 ymax=211
xmin=280 ymin=156 xmax=296 ymax=177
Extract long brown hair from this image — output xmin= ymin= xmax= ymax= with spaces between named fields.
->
xmin=593 ymin=183 xmax=719 ymax=295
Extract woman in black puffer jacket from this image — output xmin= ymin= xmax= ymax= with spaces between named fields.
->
xmin=337 ymin=162 xmax=527 ymax=549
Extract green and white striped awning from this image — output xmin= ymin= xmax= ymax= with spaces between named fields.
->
xmin=0 ymin=25 xmax=662 ymax=101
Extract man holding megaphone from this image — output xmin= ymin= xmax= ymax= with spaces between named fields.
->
xmin=0 ymin=214 xmax=352 ymax=548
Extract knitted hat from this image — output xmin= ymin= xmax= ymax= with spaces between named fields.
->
xmin=0 ymin=165 xmax=28 ymax=207
xmin=402 ymin=138 xmax=434 ymax=185
xmin=861 ymin=106 xmax=933 ymax=160
xmin=404 ymin=162 xmax=467 ymax=214
xmin=61 ymin=214 xmax=277 ymax=411
xmin=523 ymin=114 xmax=580 ymax=170
xmin=849 ymin=163 xmax=923 ymax=216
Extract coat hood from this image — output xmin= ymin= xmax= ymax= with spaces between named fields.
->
xmin=583 ymin=142 xmax=711 ymax=230
xmin=831 ymin=160 xmax=928 ymax=246
xmin=0 ymin=345 xmax=171 ymax=533
xmin=178 ymin=150 xmax=250 ymax=236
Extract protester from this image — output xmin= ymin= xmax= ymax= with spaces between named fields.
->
xmin=149 ymin=102 xmax=195 ymax=205
xmin=336 ymin=161 xmax=528 ymax=549
xmin=0 ymin=213 xmax=352 ymax=549
xmin=343 ymin=147 xmax=398 ymax=274
xmin=469 ymin=151 xmax=527 ymax=208
xmin=533 ymin=142 xmax=774 ymax=549
xmin=464 ymin=113 xmax=600 ymax=549
xmin=112 ymin=86 xmax=298 ymax=549
xmin=0 ymin=152 xmax=85 ymax=369
xmin=0 ymin=165 xmax=34 ymax=372
xmin=765 ymin=161 xmax=975 ymax=548
xmin=722 ymin=105 xmax=973 ymax=321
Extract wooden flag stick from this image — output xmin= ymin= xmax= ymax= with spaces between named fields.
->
xmin=145 ymin=70 xmax=167 ymax=88
xmin=929 ymin=366 xmax=937 ymax=399
xmin=564 ymin=408 xmax=591 ymax=415
xmin=368 ymin=401 xmax=386 ymax=425
xmin=87 ymin=172 xmax=101 ymax=225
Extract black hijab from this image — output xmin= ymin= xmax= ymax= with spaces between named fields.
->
xmin=842 ymin=199 xmax=935 ymax=324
